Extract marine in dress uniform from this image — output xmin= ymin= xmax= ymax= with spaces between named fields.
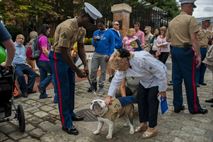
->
xmin=49 ymin=2 xmax=102 ymax=135
xmin=167 ymin=0 xmax=208 ymax=114
xmin=196 ymin=18 xmax=212 ymax=86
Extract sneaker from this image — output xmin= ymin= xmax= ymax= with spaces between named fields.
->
xmin=87 ymin=82 xmax=97 ymax=93
xmin=87 ymin=87 xmax=94 ymax=92
xmin=97 ymin=87 xmax=105 ymax=95
xmin=39 ymin=94 xmax=51 ymax=99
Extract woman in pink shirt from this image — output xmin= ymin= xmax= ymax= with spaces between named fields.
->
xmin=156 ymin=26 xmax=170 ymax=64
xmin=134 ymin=22 xmax=145 ymax=48
xmin=37 ymin=24 xmax=52 ymax=99
xmin=123 ymin=28 xmax=142 ymax=52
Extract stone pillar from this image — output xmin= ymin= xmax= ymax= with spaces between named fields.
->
xmin=111 ymin=3 xmax=132 ymax=37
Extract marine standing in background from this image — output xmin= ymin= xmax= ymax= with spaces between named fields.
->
xmin=167 ymin=0 xmax=208 ymax=114
xmin=196 ymin=18 xmax=212 ymax=87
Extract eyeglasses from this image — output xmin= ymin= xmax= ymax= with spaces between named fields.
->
xmin=114 ymin=23 xmax=119 ymax=26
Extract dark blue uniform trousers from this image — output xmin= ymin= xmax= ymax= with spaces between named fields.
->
xmin=196 ymin=47 xmax=207 ymax=84
xmin=171 ymin=46 xmax=201 ymax=113
xmin=49 ymin=51 xmax=75 ymax=129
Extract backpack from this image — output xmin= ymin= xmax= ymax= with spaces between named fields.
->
xmin=26 ymin=36 xmax=41 ymax=60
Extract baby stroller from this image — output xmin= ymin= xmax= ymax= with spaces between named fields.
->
xmin=0 ymin=66 xmax=25 ymax=132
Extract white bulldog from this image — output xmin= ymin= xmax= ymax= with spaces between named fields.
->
xmin=90 ymin=98 xmax=134 ymax=139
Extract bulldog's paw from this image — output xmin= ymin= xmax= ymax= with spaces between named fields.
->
xmin=93 ymin=130 xmax=100 ymax=135
xmin=106 ymin=134 xmax=112 ymax=139
xmin=123 ymin=122 xmax=128 ymax=127
xmin=129 ymin=129 xmax=135 ymax=134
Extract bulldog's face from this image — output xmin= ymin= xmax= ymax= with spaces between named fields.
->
xmin=90 ymin=99 xmax=108 ymax=116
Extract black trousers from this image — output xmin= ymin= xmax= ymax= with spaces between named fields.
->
xmin=137 ymin=84 xmax=159 ymax=128
xmin=159 ymin=52 xmax=169 ymax=64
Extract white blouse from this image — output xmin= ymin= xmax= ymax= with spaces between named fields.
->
xmin=108 ymin=51 xmax=168 ymax=97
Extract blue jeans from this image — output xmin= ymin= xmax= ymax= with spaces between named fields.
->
xmin=36 ymin=60 xmax=52 ymax=96
xmin=196 ymin=47 xmax=207 ymax=84
xmin=118 ymin=96 xmax=137 ymax=107
xmin=14 ymin=64 xmax=36 ymax=94
xmin=49 ymin=51 xmax=75 ymax=129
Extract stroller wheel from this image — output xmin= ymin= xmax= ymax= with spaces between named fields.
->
xmin=16 ymin=105 xmax=25 ymax=132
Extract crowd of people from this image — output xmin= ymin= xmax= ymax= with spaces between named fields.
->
xmin=0 ymin=0 xmax=213 ymax=139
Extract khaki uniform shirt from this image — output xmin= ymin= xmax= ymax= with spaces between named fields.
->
xmin=167 ymin=11 xmax=199 ymax=47
xmin=198 ymin=28 xmax=212 ymax=47
xmin=203 ymin=45 xmax=213 ymax=71
xmin=52 ymin=18 xmax=86 ymax=53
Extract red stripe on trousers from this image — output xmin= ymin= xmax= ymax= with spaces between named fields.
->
xmin=192 ymin=55 xmax=198 ymax=112
xmin=53 ymin=52 xmax=65 ymax=125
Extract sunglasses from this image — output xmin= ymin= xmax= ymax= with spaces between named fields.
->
xmin=114 ymin=23 xmax=119 ymax=25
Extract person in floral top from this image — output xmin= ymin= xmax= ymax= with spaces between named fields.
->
xmin=123 ymin=28 xmax=142 ymax=52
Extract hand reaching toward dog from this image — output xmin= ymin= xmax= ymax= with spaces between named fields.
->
xmin=105 ymin=96 xmax=113 ymax=105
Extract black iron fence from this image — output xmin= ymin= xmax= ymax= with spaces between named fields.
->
xmin=130 ymin=5 xmax=168 ymax=31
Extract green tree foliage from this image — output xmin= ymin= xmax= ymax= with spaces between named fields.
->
xmin=0 ymin=0 xmax=178 ymax=38
xmin=0 ymin=0 xmax=75 ymax=38
xmin=147 ymin=0 xmax=179 ymax=18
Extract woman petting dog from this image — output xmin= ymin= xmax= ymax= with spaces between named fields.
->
xmin=105 ymin=48 xmax=167 ymax=138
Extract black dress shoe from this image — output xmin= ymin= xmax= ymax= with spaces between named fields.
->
xmin=199 ymin=83 xmax=207 ymax=86
xmin=205 ymin=98 xmax=213 ymax=103
xmin=191 ymin=108 xmax=208 ymax=114
xmin=174 ymin=106 xmax=185 ymax=113
xmin=72 ymin=115 xmax=84 ymax=121
xmin=211 ymin=104 xmax=213 ymax=107
xmin=62 ymin=127 xmax=79 ymax=135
